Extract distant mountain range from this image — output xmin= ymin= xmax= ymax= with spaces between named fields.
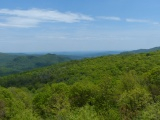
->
xmin=52 ymin=51 xmax=122 ymax=59
xmin=120 ymin=46 xmax=160 ymax=54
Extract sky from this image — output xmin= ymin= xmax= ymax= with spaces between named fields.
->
xmin=0 ymin=0 xmax=160 ymax=52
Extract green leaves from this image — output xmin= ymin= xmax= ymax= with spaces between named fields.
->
xmin=143 ymin=67 xmax=160 ymax=101
xmin=0 ymin=87 xmax=34 ymax=120
xmin=69 ymin=81 xmax=99 ymax=108
xmin=137 ymin=102 xmax=160 ymax=120
xmin=33 ymin=83 xmax=70 ymax=119
xmin=119 ymin=87 xmax=153 ymax=119
xmin=67 ymin=105 xmax=102 ymax=120
xmin=11 ymin=109 xmax=41 ymax=120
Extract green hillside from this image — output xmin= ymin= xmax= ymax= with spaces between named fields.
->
xmin=0 ymin=53 xmax=18 ymax=65
xmin=0 ymin=50 xmax=159 ymax=89
xmin=1 ymin=51 xmax=160 ymax=119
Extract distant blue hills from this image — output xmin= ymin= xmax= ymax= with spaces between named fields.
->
xmin=120 ymin=46 xmax=160 ymax=54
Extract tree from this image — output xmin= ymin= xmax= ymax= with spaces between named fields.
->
xmin=118 ymin=87 xmax=153 ymax=119
xmin=137 ymin=102 xmax=160 ymax=120
xmin=69 ymin=81 xmax=99 ymax=108
xmin=33 ymin=83 xmax=70 ymax=119
xmin=143 ymin=67 xmax=160 ymax=102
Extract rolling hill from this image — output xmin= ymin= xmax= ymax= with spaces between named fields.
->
xmin=0 ymin=51 xmax=123 ymax=76
xmin=0 ymin=53 xmax=71 ymax=76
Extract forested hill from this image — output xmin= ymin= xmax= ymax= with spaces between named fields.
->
xmin=121 ymin=46 xmax=160 ymax=54
xmin=1 ymin=51 xmax=160 ymax=119
xmin=0 ymin=51 xmax=122 ymax=76
xmin=0 ymin=52 xmax=19 ymax=65
xmin=0 ymin=53 xmax=71 ymax=76
xmin=1 ymin=50 xmax=160 ymax=89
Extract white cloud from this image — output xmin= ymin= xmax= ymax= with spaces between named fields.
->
xmin=126 ymin=18 xmax=149 ymax=23
xmin=153 ymin=22 xmax=160 ymax=25
xmin=3 ymin=17 xmax=40 ymax=28
xmin=0 ymin=8 xmax=94 ymax=28
xmin=99 ymin=16 xmax=121 ymax=21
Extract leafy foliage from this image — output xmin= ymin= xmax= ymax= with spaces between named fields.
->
xmin=119 ymin=87 xmax=153 ymax=119
xmin=33 ymin=83 xmax=70 ymax=119
xmin=137 ymin=102 xmax=160 ymax=120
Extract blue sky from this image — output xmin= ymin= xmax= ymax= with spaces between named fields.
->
xmin=0 ymin=0 xmax=160 ymax=52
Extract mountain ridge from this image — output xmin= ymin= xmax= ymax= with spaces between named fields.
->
xmin=121 ymin=46 xmax=160 ymax=54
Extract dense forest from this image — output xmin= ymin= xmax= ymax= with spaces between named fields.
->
xmin=1 ymin=51 xmax=160 ymax=119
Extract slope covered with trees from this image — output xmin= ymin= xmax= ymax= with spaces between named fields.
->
xmin=0 ymin=53 xmax=19 ymax=65
xmin=1 ymin=51 xmax=160 ymax=89
xmin=1 ymin=51 xmax=160 ymax=119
